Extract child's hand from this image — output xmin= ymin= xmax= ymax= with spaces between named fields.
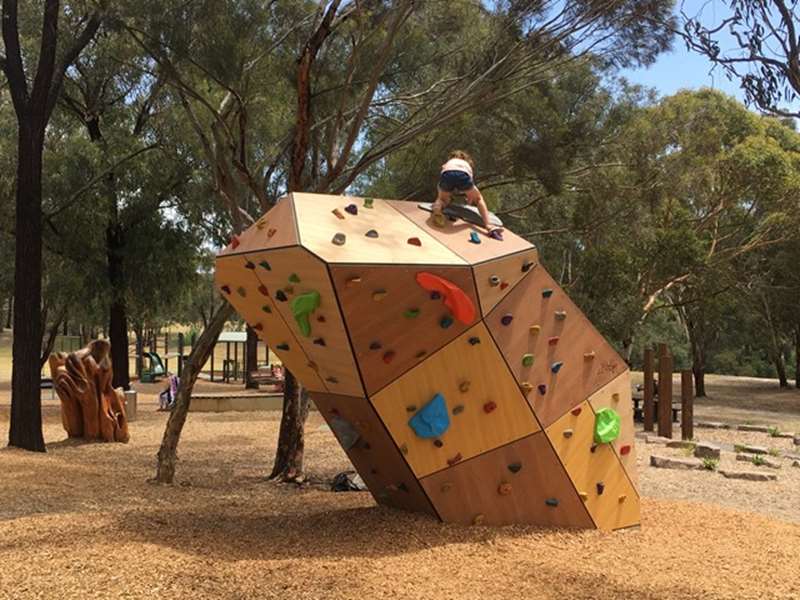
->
xmin=488 ymin=228 xmax=504 ymax=241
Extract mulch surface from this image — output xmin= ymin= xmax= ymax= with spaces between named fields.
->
xmin=2 ymin=395 xmax=799 ymax=599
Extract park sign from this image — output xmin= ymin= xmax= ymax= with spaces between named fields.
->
xmin=214 ymin=192 xmax=639 ymax=530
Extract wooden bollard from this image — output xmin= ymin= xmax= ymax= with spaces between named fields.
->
xmin=681 ymin=370 xmax=693 ymax=441
xmin=657 ymin=346 xmax=673 ymax=439
xmin=643 ymin=347 xmax=655 ymax=432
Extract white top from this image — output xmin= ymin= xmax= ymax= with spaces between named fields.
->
xmin=441 ymin=158 xmax=473 ymax=177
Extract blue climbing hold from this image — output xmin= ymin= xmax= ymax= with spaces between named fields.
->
xmin=408 ymin=393 xmax=450 ymax=439
xmin=551 ymin=361 xmax=564 ymax=374
xmin=542 ymin=288 xmax=554 ymax=298
xmin=469 ymin=231 xmax=481 ymax=244
xmin=440 ymin=316 xmax=454 ymax=329
xmin=430 ymin=291 xmax=442 ymax=300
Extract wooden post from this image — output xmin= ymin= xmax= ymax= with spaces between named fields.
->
xmin=164 ymin=331 xmax=170 ymax=373
xmin=210 ymin=342 xmax=215 ymax=382
xmin=657 ymin=345 xmax=673 ymax=439
xmin=135 ymin=336 xmax=143 ymax=379
xmin=177 ymin=333 xmax=185 ymax=378
xmin=225 ymin=341 xmax=231 ymax=382
xmin=681 ymin=369 xmax=694 ymax=441
xmin=643 ymin=347 xmax=655 ymax=432
xmin=233 ymin=340 xmax=239 ymax=381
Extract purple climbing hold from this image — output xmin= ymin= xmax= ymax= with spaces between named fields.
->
xmin=596 ymin=482 xmax=605 ymax=495
xmin=245 ymin=261 xmax=256 ymax=270
xmin=313 ymin=338 xmax=326 ymax=346
xmin=369 ymin=341 xmax=382 ymax=350
xmin=551 ymin=361 xmax=564 ymax=374
xmin=345 ymin=204 xmax=358 ymax=215
xmin=469 ymin=231 xmax=481 ymax=244
xmin=537 ymin=384 xmax=547 ymax=395
xmin=430 ymin=291 xmax=442 ymax=300
xmin=488 ymin=229 xmax=504 ymax=241
xmin=468 ymin=336 xmax=481 ymax=345
xmin=501 ymin=314 xmax=513 ymax=326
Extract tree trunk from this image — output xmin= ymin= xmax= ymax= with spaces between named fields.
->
xmin=795 ymin=324 xmax=800 ymax=390
xmin=245 ymin=325 xmax=258 ymax=389
xmin=775 ymin=352 xmax=789 ymax=388
xmin=4 ymin=296 xmax=12 ymax=330
xmin=107 ymin=222 xmax=130 ymax=390
xmin=39 ymin=309 xmax=65 ymax=368
xmin=269 ymin=369 xmax=311 ymax=482
xmin=154 ymin=302 xmax=234 ymax=483
xmin=9 ymin=126 xmax=46 ymax=452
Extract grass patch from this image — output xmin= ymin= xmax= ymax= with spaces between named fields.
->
xmin=701 ymin=458 xmax=719 ymax=471
xmin=768 ymin=447 xmax=781 ymax=457
xmin=734 ymin=443 xmax=746 ymax=453
xmin=751 ymin=455 xmax=766 ymax=466
xmin=768 ymin=426 xmax=781 ymax=437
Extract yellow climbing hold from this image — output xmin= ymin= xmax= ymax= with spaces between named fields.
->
xmin=529 ymin=325 xmax=541 ymax=335
xmin=372 ymin=290 xmax=387 ymax=301
xmin=459 ymin=381 xmax=471 ymax=393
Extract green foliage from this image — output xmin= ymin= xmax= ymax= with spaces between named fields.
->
xmin=701 ymin=458 xmax=719 ymax=471
xmin=751 ymin=455 xmax=766 ymax=466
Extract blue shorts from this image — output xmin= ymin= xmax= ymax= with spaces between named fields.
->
xmin=438 ymin=170 xmax=474 ymax=193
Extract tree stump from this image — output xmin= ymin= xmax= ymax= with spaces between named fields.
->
xmin=48 ymin=339 xmax=130 ymax=443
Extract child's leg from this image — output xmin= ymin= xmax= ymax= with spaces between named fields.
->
xmin=432 ymin=190 xmax=451 ymax=226
xmin=466 ymin=187 xmax=496 ymax=232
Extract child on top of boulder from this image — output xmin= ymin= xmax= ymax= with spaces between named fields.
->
xmin=431 ymin=150 xmax=502 ymax=239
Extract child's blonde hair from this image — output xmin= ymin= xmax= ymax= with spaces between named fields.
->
xmin=449 ymin=149 xmax=474 ymax=170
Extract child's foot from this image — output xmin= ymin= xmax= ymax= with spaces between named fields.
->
xmin=432 ymin=210 xmax=446 ymax=228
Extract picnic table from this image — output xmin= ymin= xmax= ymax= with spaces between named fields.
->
xmin=632 ymin=395 xmax=681 ymax=423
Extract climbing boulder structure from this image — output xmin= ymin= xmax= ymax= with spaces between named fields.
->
xmin=215 ymin=192 xmax=640 ymax=530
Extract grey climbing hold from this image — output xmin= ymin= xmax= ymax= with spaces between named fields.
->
xmin=332 ymin=232 xmax=346 ymax=246
xmin=489 ymin=275 xmax=500 ymax=287
xmin=508 ymin=462 xmax=522 ymax=474
xmin=545 ymin=498 xmax=559 ymax=507
xmin=554 ymin=310 xmax=567 ymax=320
xmin=563 ymin=429 xmax=573 ymax=438
xmin=365 ymin=229 xmax=379 ymax=238
xmin=468 ymin=337 xmax=481 ymax=345
xmin=521 ymin=261 xmax=535 ymax=272
xmin=329 ymin=415 xmax=360 ymax=450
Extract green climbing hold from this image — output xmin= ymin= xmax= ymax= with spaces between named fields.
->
xmin=404 ymin=308 xmax=420 ymax=319
xmin=363 ymin=198 xmax=374 ymax=209
xmin=236 ymin=286 xmax=246 ymax=298
xmin=291 ymin=291 xmax=321 ymax=337
xmin=594 ymin=407 xmax=621 ymax=444
xmin=288 ymin=273 xmax=300 ymax=283
xmin=261 ymin=304 xmax=272 ymax=314
xmin=259 ymin=260 xmax=271 ymax=271
xmin=522 ymin=353 xmax=534 ymax=367
xmin=276 ymin=342 xmax=290 ymax=351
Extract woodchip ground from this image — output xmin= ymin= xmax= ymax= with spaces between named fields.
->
xmin=1 ymin=374 xmax=799 ymax=599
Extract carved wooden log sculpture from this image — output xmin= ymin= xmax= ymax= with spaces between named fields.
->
xmin=48 ymin=339 xmax=130 ymax=443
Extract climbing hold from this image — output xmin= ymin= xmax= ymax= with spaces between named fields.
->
xmin=267 ymin=228 xmax=277 ymax=238
xmin=230 ymin=235 xmax=240 ymax=249
xmin=365 ymin=229 xmax=379 ymax=238
xmin=440 ymin=316 xmax=454 ymax=329
xmin=276 ymin=343 xmax=290 ymax=351
xmin=332 ymin=208 xmax=345 ymax=220
xmin=563 ymin=429 xmax=573 ymax=439
xmin=620 ymin=444 xmax=631 ymax=456
xmin=554 ymin=310 xmax=567 ymax=320
xmin=590 ymin=443 xmax=598 ymax=453
xmin=346 ymin=276 xmax=362 ymax=287
xmin=220 ymin=285 xmax=231 ymax=295
xmin=415 ymin=272 xmax=476 ymax=324
xmin=433 ymin=439 xmax=444 ymax=448
xmin=501 ymin=314 xmax=513 ymax=326
xmin=447 ymin=453 xmax=463 ymax=466
xmin=284 ymin=285 xmax=295 ymax=295
xmin=507 ymin=462 xmax=522 ymax=474
xmin=579 ymin=492 xmax=588 ymax=501
xmin=382 ymin=351 xmax=395 ymax=364
xmin=407 ymin=237 xmax=422 ymax=246
xmin=571 ymin=406 xmax=582 ymax=416
xmin=326 ymin=376 xmax=339 ymax=384
xmin=584 ymin=351 xmax=596 ymax=360
xmin=548 ymin=336 xmax=559 ymax=346
xmin=313 ymin=338 xmax=326 ymax=346
xmin=611 ymin=393 xmax=620 ymax=402
xmin=259 ymin=260 xmax=271 ymax=270
xmin=529 ymin=325 xmax=541 ymax=335
xmin=498 ymin=482 xmax=512 ymax=496
xmin=328 ymin=415 xmax=360 ymax=450
xmin=432 ymin=212 xmax=446 ymax=228
xmin=594 ymin=407 xmax=621 ymax=444
xmin=332 ymin=232 xmax=346 ymax=245
xmin=429 ymin=291 xmax=441 ymax=300
xmin=415 ymin=350 xmax=427 ymax=359
xmin=441 ymin=482 xmax=453 ymax=492
xmin=472 ymin=514 xmax=485 ymax=525
xmin=404 ymin=308 xmax=420 ymax=319
xmin=483 ymin=401 xmax=497 ymax=414
xmin=500 ymin=282 xmax=509 ymax=290
xmin=545 ymin=498 xmax=559 ymax=507
xmin=369 ymin=341 xmax=382 ymax=350
xmin=542 ymin=289 xmax=554 ymax=298
xmin=363 ymin=198 xmax=374 ymax=209
xmin=288 ymin=273 xmax=300 ymax=283
xmin=236 ymin=286 xmax=246 ymax=298
xmin=537 ymin=384 xmax=547 ymax=395
xmin=406 ymin=405 xmax=417 ymax=413
xmin=256 ymin=217 xmax=268 ymax=230
xmin=469 ymin=231 xmax=481 ymax=244
xmin=372 ymin=289 xmax=387 ymax=301
xmin=253 ymin=323 xmax=264 ymax=331
xmin=245 ymin=261 xmax=255 ymax=270
xmin=261 ymin=304 xmax=272 ymax=314
xmin=468 ymin=336 xmax=481 ymax=345
xmin=488 ymin=229 xmax=504 ymax=241
xmin=400 ymin=443 xmax=408 ymax=455
xmin=252 ymin=284 xmax=266 ymax=297
xmin=522 ymin=353 xmax=534 ymax=367
xmin=459 ymin=381 xmax=471 ymax=393
xmin=275 ymin=290 xmax=287 ymax=302
xmin=344 ymin=203 xmax=358 ymax=215
xmin=551 ymin=361 xmax=564 ymax=373
xmin=618 ymin=494 xmax=627 ymax=503
xmin=317 ymin=315 xmax=326 ymax=323
xmin=452 ymin=404 xmax=464 ymax=415
xmin=290 ymin=291 xmax=321 ymax=337
xmin=596 ymin=482 xmax=605 ymax=495
xmin=408 ymin=393 xmax=450 ymax=438
xmin=520 ymin=382 xmax=533 ymax=394
xmin=521 ymin=261 xmax=535 ymax=272
xmin=489 ymin=275 xmax=500 ymax=287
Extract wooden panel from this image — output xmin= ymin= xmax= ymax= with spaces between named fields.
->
xmin=214 ymin=255 xmax=326 ymax=391
xmin=486 ymin=262 xmax=627 ymax=428
xmin=388 ymin=199 xmax=534 ymax=264
xmin=472 ymin=248 xmax=539 ymax=316
xmin=545 ymin=400 xmax=641 ymax=531
xmin=330 ymin=264 xmax=479 ymax=395
xmin=587 ymin=371 xmax=639 ymax=491
xmin=292 ymin=192 xmax=464 ymax=265
xmin=420 ymin=432 xmax=594 ymax=527
xmin=246 ymin=247 xmax=363 ymax=397
xmin=369 ymin=322 xmax=540 ymax=478
xmin=218 ymin=196 xmax=298 ymax=257
xmin=310 ymin=392 xmax=438 ymax=517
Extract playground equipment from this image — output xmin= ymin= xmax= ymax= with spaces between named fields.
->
xmin=215 ymin=192 xmax=639 ymax=530
xmin=48 ymin=339 xmax=130 ymax=443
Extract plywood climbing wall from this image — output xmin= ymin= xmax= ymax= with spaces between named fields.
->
xmin=330 ymin=264 xmax=479 ymax=395
xmin=486 ymin=262 xmax=627 ymax=428
xmin=214 ymin=191 xmax=640 ymax=531
xmin=545 ymin=400 xmax=640 ymax=531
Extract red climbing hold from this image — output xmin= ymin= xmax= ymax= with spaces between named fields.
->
xmin=258 ymin=284 xmax=269 ymax=296
xmin=548 ymin=336 xmax=560 ymax=346
xmin=483 ymin=401 xmax=497 ymax=414
xmin=382 ymin=351 xmax=396 ymax=364
xmin=407 ymin=237 xmax=422 ymax=246
xmin=500 ymin=282 xmax=509 ymax=290
xmin=620 ymin=444 xmax=631 ymax=455
xmin=221 ymin=285 xmax=231 ymax=295
xmin=571 ymin=406 xmax=582 ymax=416
xmin=414 ymin=272 xmax=476 ymax=324
xmin=254 ymin=323 xmax=264 ymax=331
xmin=447 ymin=453 xmax=463 ymax=466
xmin=230 ymin=235 xmax=240 ymax=249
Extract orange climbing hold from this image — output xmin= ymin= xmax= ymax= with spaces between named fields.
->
xmin=414 ymin=272 xmax=476 ymax=324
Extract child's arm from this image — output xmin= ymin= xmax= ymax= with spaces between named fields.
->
xmin=467 ymin=187 xmax=493 ymax=231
